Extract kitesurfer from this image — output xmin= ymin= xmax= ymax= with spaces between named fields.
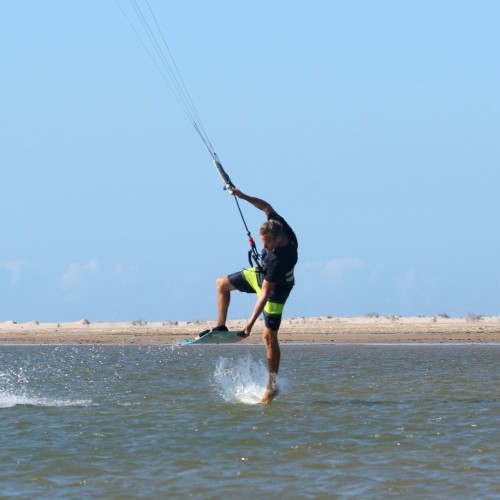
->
xmin=121 ymin=0 xmax=298 ymax=404
xmin=207 ymin=188 xmax=298 ymax=404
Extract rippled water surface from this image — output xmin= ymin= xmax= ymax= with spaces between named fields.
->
xmin=1 ymin=344 xmax=499 ymax=498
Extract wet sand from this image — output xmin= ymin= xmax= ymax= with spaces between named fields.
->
xmin=1 ymin=316 xmax=499 ymax=345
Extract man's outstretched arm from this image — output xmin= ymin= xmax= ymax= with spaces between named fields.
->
xmin=232 ymin=188 xmax=273 ymax=217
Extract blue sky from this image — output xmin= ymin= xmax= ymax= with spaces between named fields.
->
xmin=1 ymin=1 xmax=499 ymax=322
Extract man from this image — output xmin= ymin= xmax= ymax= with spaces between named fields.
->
xmin=207 ymin=188 xmax=298 ymax=404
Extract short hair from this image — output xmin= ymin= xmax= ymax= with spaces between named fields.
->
xmin=260 ymin=219 xmax=284 ymax=239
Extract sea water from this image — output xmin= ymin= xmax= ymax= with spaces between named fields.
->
xmin=0 ymin=344 xmax=499 ymax=499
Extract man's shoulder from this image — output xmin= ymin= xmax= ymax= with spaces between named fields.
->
xmin=268 ymin=211 xmax=290 ymax=230
xmin=267 ymin=210 xmax=281 ymax=221
xmin=268 ymin=211 xmax=298 ymax=248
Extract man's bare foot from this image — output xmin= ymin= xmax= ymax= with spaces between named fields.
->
xmin=261 ymin=386 xmax=279 ymax=404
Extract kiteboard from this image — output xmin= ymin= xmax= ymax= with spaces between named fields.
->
xmin=184 ymin=330 xmax=247 ymax=345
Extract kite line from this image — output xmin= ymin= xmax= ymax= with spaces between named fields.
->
xmin=116 ymin=0 xmax=261 ymax=268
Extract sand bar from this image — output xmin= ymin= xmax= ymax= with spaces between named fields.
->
xmin=1 ymin=316 xmax=499 ymax=345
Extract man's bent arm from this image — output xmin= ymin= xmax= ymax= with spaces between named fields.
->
xmin=233 ymin=188 xmax=273 ymax=217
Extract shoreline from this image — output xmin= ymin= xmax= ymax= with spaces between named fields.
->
xmin=1 ymin=316 xmax=499 ymax=345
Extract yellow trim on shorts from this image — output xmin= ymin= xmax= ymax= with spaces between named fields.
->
xmin=264 ymin=301 xmax=284 ymax=315
xmin=242 ymin=268 xmax=261 ymax=293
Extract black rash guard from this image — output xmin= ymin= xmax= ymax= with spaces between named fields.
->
xmin=261 ymin=211 xmax=298 ymax=289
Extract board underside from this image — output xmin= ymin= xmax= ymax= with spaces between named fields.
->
xmin=183 ymin=330 xmax=245 ymax=345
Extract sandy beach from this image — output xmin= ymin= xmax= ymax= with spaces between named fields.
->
xmin=1 ymin=316 xmax=499 ymax=345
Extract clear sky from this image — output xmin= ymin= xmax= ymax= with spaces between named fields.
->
xmin=1 ymin=1 xmax=499 ymax=323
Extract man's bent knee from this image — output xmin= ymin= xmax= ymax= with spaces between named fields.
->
xmin=217 ymin=275 xmax=236 ymax=293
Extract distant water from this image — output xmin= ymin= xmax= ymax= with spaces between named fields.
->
xmin=1 ymin=344 xmax=499 ymax=499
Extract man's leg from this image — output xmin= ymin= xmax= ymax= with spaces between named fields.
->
xmin=216 ymin=275 xmax=236 ymax=327
xmin=261 ymin=327 xmax=280 ymax=404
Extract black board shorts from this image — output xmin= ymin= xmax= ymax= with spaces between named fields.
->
xmin=228 ymin=268 xmax=292 ymax=331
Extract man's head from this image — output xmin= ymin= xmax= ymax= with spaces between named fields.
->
xmin=260 ymin=220 xmax=284 ymax=251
